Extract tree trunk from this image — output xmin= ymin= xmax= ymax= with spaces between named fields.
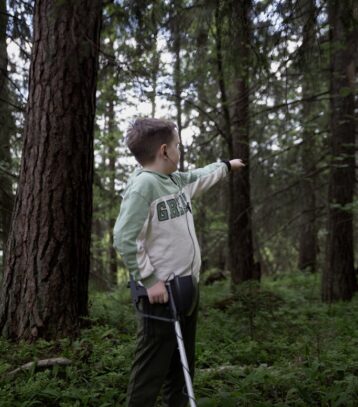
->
xmin=150 ymin=50 xmax=159 ymax=118
xmin=90 ymin=209 xmax=109 ymax=291
xmin=0 ymin=0 xmax=102 ymax=341
xmin=195 ymin=23 xmax=210 ymax=273
xmin=215 ymin=1 xmax=231 ymax=145
xmin=150 ymin=27 xmax=159 ymax=118
xmin=215 ymin=0 xmax=233 ymax=273
xmin=172 ymin=0 xmax=185 ymax=171
xmin=90 ymin=170 xmax=109 ymax=289
xmin=322 ymin=0 xmax=356 ymax=302
xmin=229 ymin=0 xmax=254 ymax=284
xmin=298 ymin=0 xmax=318 ymax=273
xmin=0 ymin=0 xmax=14 ymax=271
xmin=107 ymin=98 xmax=118 ymax=287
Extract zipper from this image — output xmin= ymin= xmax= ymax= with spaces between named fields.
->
xmin=169 ymin=175 xmax=196 ymax=274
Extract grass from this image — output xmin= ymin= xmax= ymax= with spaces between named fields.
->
xmin=0 ymin=272 xmax=357 ymax=406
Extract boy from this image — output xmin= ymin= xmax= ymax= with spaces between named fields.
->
xmin=113 ymin=118 xmax=244 ymax=407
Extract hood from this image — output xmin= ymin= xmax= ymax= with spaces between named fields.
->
xmin=121 ymin=167 xmax=170 ymax=197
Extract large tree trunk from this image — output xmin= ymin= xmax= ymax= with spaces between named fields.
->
xmin=0 ymin=0 xmax=102 ymax=341
xmin=322 ymin=0 xmax=356 ymax=302
xmin=229 ymin=0 xmax=254 ymax=283
xmin=0 ymin=0 xmax=14 ymax=271
xmin=298 ymin=0 xmax=318 ymax=273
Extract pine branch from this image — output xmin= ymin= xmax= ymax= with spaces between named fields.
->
xmin=251 ymin=91 xmax=330 ymax=117
xmin=0 ymin=96 xmax=24 ymax=111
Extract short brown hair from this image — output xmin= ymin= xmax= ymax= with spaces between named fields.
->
xmin=126 ymin=118 xmax=177 ymax=165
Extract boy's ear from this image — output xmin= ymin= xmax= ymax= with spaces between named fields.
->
xmin=160 ymin=144 xmax=168 ymax=157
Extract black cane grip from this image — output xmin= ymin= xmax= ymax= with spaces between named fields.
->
xmin=136 ymin=285 xmax=147 ymax=298
xmin=129 ymin=276 xmax=147 ymax=302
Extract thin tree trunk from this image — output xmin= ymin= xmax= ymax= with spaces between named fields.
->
xmin=90 ymin=209 xmax=109 ymax=291
xmin=215 ymin=1 xmax=231 ymax=149
xmin=172 ymin=0 xmax=185 ymax=171
xmin=107 ymin=98 xmax=118 ymax=287
xmin=150 ymin=9 xmax=159 ymax=119
xmin=195 ymin=22 xmax=210 ymax=272
xmin=0 ymin=0 xmax=102 ymax=341
xmin=215 ymin=0 xmax=233 ymax=272
xmin=298 ymin=0 xmax=318 ymax=273
xmin=322 ymin=0 xmax=356 ymax=302
xmin=229 ymin=0 xmax=254 ymax=283
xmin=150 ymin=49 xmax=159 ymax=118
xmin=0 ymin=0 xmax=14 ymax=271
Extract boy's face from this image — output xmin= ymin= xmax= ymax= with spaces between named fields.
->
xmin=164 ymin=130 xmax=181 ymax=172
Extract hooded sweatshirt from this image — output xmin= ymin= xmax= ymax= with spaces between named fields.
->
xmin=113 ymin=161 xmax=229 ymax=288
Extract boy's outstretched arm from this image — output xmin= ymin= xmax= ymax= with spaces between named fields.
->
xmin=173 ymin=158 xmax=245 ymax=199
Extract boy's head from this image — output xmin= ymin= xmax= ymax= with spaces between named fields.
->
xmin=126 ymin=118 xmax=179 ymax=169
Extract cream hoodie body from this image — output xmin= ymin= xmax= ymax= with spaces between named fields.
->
xmin=113 ymin=162 xmax=229 ymax=288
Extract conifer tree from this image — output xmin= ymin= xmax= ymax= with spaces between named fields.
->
xmin=0 ymin=0 xmax=102 ymax=340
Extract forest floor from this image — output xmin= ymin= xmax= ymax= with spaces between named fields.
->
xmin=0 ymin=272 xmax=357 ymax=406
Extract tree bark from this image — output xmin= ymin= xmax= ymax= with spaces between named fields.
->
xmin=322 ymin=0 xmax=357 ymax=302
xmin=0 ymin=0 xmax=102 ymax=341
xmin=298 ymin=0 xmax=318 ymax=273
xmin=149 ymin=10 xmax=159 ymax=119
xmin=172 ymin=0 xmax=185 ymax=171
xmin=195 ymin=23 xmax=210 ymax=272
xmin=0 ymin=0 xmax=14 ymax=271
xmin=90 ymin=209 xmax=109 ymax=291
xmin=215 ymin=1 xmax=231 ymax=148
xmin=215 ymin=0 xmax=233 ymax=273
xmin=107 ymin=98 xmax=118 ymax=287
xmin=229 ymin=0 xmax=255 ymax=283
xmin=150 ymin=47 xmax=159 ymax=118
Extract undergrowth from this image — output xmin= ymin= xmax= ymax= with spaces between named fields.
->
xmin=0 ymin=272 xmax=357 ymax=406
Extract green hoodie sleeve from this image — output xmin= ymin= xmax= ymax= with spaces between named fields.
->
xmin=113 ymin=191 xmax=159 ymax=289
xmin=173 ymin=162 xmax=229 ymax=199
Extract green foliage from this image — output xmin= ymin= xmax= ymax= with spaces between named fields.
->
xmin=1 ymin=274 xmax=358 ymax=406
xmin=0 ymin=287 xmax=136 ymax=406
xmin=195 ymin=274 xmax=358 ymax=406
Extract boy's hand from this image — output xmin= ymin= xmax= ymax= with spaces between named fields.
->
xmin=230 ymin=159 xmax=245 ymax=171
xmin=147 ymin=280 xmax=168 ymax=304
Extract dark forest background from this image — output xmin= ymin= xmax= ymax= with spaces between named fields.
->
xmin=0 ymin=0 xmax=357 ymax=404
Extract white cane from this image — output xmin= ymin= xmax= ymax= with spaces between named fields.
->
xmin=167 ymin=283 xmax=197 ymax=407
xmin=174 ymin=318 xmax=196 ymax=407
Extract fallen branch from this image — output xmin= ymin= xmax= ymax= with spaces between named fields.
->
xmin=7 ymin=357 xmax=72 ymax=376
xmin=198 ymin=365 xmax=245 ymax=373
xmin=199 ymin=363 xmax=273 ymax=374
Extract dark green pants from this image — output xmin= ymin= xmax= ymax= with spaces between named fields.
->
xmin=126 ymin=289 xmax=200 ymax=407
